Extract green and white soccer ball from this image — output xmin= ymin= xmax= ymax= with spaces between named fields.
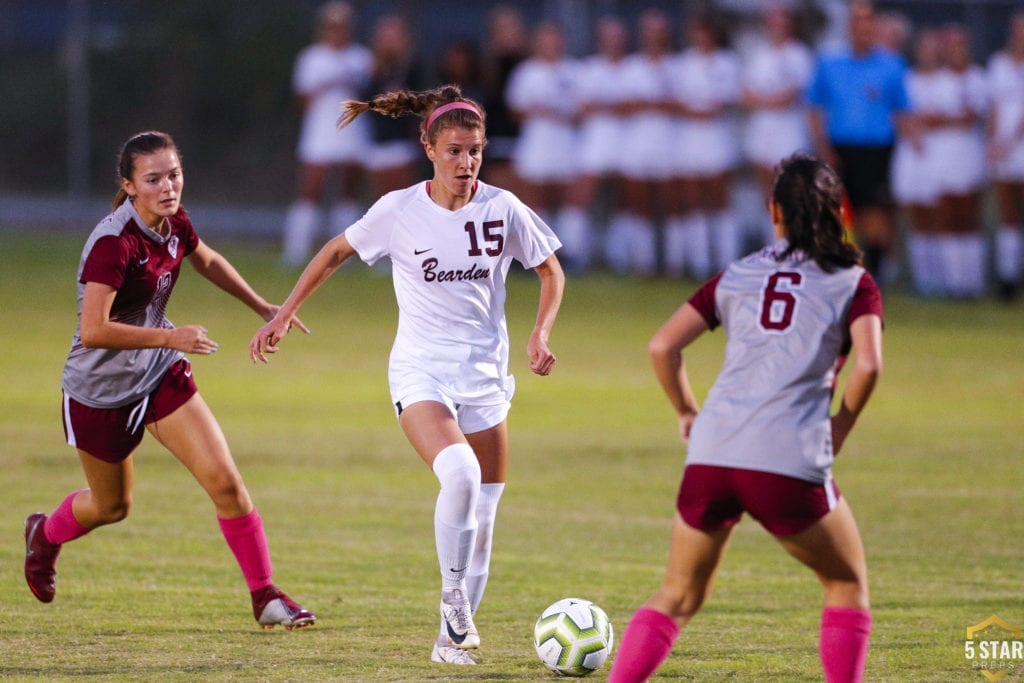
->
xmin=533 ymin=598 xmax=614 ymax=677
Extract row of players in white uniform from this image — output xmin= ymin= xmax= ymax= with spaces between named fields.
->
xmin=288 ymin=5 xmax=1024 ymax=296
xmin=504 ymin=10 xmax=1024 ymax=295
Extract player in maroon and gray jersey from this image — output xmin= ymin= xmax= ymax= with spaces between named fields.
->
xmin=24 ymin=131 xmax=316 ymax=630
xmin=610 ymin=156 xmax=883 ymax=683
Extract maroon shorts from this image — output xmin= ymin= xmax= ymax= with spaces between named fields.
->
xmin=676 ymin=464 xmax=841 ymax=537
xmin=62 ymin=359 xmax=198 ymax=463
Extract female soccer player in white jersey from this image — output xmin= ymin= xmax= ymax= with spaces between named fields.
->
xmin=561 ymin=14 xmax=631 ymax=274
xmin=609 ymin=9 xmax=677 ymax=276
xmin=24 ymin=131 xmax=316 ymax=630
xmin=505 ymin=22 xmax=580 ymax=268
xmin=891 ymin=28 xmax=946 ymax=296
xmin=249 ymin=85 xmax=565 ymax=666
xmin=741 ymin=2 xmax=815 ymax=239
xmin=933 ymin=24 xmax=989 ymax=298
xmin=609 ymin=155 xmax=883 ymax=683
xmin=667 ymin=13 xmax=743 ymax=279
xmin=283 ymin=1 xmax=372 ymax=267
xmin=987 ymin=12 xmax=1024 ymax=300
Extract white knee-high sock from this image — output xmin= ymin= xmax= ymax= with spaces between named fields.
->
xmin=555 ymin=206 xmax=591 ymax=271
xmin=711 ymin=208 xmax=741 ymax=271
xmin=604 ymin=211 xmax=635 ymax=273
xmin=467 ymin=483 xmax=505 ymax=614
xmin=996 ymin=226 xmax=1023 ymax=283
xmin=907 ymin=232 xmax=931 ymax=295
xmin=328 ymin=200 xmax=362 ymax=238
xmin=630 ymin=216 xmax=657 ymax=276
xmin=663 ymin=217 xmax=687 ymax=278
xmin=949 ymin=234 xmax=985 ymax=298
xmin=921 ymin=234 xmax=945 ymax=296
xmin=432 ymin=444 xmax=480 ymax=592
xmin=683 ymin=212 xmax=712 ymax=279
xmin=282 ymin=200 xmax=320 ymax=267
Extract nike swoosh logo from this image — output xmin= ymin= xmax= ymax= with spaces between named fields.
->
xmin=450 ymin=566 xmax=468 ymax=573
xmin=139 ymin=257 xmax=150 ymax=265
xmin=183 ymin=368 xmax=192 ymax=378
xmin=445 ymin=621 xmax=468 ymax=645
xmin=414 ymin=248 xmax=433 ymax=255
xmin=25 ymin=522 xmax=39 ymax=556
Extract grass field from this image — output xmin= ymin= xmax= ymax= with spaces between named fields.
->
xmin=1 ymin=230 xmax=1022 ymax=682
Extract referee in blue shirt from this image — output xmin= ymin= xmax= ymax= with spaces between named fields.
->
xmin=807 ymin=0 xmax=910 ymax=279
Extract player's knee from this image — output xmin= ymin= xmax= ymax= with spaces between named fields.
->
xmin=95 ymin=497 xmax=131 ymax=525
xmin=824 ymin=577 xmax=870 ymax=611
xmin=433 ymin=443 xmax=481 ymax=494
xmin=654 ymin=581 xmax=710 ymax=620
xmin=204 ymin=470 xmax=249 ymax=510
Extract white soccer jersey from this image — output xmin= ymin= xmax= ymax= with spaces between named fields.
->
xmin=742 ymin=40 xmax=814 ymax=165
xmin=987 ymin=52 xmax=1024 ymax=179
xmin=292 ymin=42 xmax=373 ymax=163
xmin=670 ymin=48 xmax=742 ymax=175
xmin=504 ymin=57 xmax=579 ymax=182
xmin=345 ymin=181 xmax=561 ymax=406
xmin=575 ymin=54 xmax=630 ymax=174
xmin=618 ymin=53 xmax=677 ymax=180
xmin=683 ymin=241 xmax=883 ymax=484
xmin=891 ymin=69 xmax=949 ymax=204
xmin=930 ymin=67 xmax=988 ymax=193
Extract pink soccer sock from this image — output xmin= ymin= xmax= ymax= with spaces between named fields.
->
xmin=820 ymin=606 xmax=872 ymax=683
xmin=608 ymin=607 xmax=680 ymax=683
xmin=44 ymin=491 xmax=91 ymax=545
xmin=218 ymin=508 xmax=274 ymax=592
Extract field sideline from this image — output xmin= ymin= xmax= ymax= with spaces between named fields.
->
xmin=1 ymin=230 xmax=1022 ymax=682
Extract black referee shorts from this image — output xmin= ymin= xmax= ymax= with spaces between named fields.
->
xmin=833 ymin=144 xmax=895 ymax=209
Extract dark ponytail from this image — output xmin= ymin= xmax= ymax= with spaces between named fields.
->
xmin=338 ymin=83 xmax=485 ymax=145
xmin=111 ymin=131 xmax=179 ymax=209
xmin=770 ymin=154 xmax=861 ymax=272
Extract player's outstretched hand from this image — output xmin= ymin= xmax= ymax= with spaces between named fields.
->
xmin=169 ymin=325 xmax=219 ymax=355
xmin=250 ymin=318 xmax=290 ymax=364
xmin=262 ymin=305 xmax=310 ymax=336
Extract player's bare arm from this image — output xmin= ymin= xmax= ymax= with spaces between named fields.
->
xmin=187 ymin=241 xmax=309 ymax=333
xmin=249 ymin=233 xmax=357 ymax=363
xmin=527 ymin=254 xmax=565 ymax=376
xmin=79 ymin=281 xmax=218 ymax=355
xmin=831 ymin=313 xmax=883 ymax=454
xmin=649 ymin=302 xmax=708 ymax=437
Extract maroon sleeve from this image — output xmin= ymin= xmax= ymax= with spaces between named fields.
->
xmin=174 ymin=209 xmax=200 ymax=256
xmin=79 ymin=235 xmax=130 ymax=289
xmin=847 ymin=271 xmax=883 ymax=326
xmin=686 ymin=271 xmax=724 ymax=330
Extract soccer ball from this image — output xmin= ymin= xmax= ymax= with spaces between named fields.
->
xmin=533 ymin=597 xmax=614 ymax=677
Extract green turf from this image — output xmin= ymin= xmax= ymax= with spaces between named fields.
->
xmin=1 ymin=230 xmax=1022 ymax=681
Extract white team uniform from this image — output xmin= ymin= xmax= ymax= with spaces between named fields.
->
xmin=575 ymin=54 xmax=630 ymax=175
xmin=670 ymin=47 xmax=742 ymax=177
xmin=293 ymin=42 xmax=373 ymax=164
xmin=987 ymin=52 xmax=1024 ymax=181
xmin=618 ymin=54 xmax=676 ymax=181
xmin=931 ymin=66 xmax=988 ymax=194
xmin=742 ymin=40 xmax=814 ymax=167
xmin=504 ymin=57 xmax=579 ymax=183
xmin=891 ymin=69 xmax=947 ymax=205
xmin=344 ymin=181 xmax=561 ymax=409
xmin=685 ymin=241 xmax=881 ymax=484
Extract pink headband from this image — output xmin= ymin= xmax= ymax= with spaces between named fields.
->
xmin=425 ymin=101 xmax=482 ymax=132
